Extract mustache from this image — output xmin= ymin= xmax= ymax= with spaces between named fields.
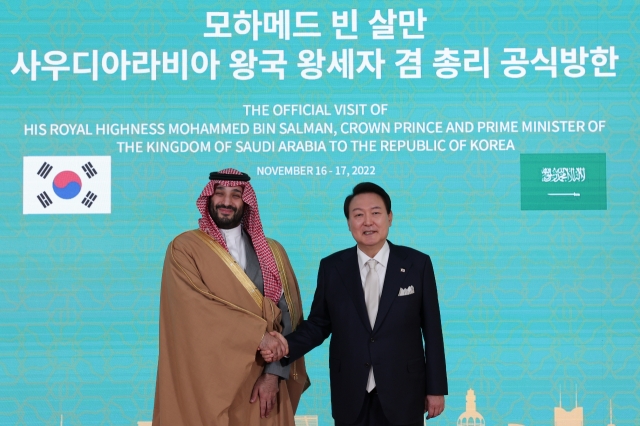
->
xmin=215 ymin=204 xmax=238 ymax=212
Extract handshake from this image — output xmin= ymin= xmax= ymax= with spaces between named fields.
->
xmin=258 ymin=331 xmax=289 ymax=363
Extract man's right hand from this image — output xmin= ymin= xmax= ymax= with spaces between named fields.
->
xmin=258 ymin=331 xmax=288 ymax=362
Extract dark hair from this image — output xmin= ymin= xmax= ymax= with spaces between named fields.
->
xmin=343 ymin=182 xmax=392 ymax=218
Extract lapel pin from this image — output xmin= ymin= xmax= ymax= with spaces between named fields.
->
xmin=400 ymin=268 xmax=405 ymax=273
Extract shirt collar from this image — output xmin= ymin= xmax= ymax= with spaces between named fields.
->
xmin=356 ymin=240 xmax=390 ymax=271
xmin=219 ymin=224 xmax=242 ymax=241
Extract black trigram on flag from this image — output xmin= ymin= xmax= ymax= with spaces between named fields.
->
xmin=81 ymin=191 xmax=97 ymax=208
xmin=37 ymin=162 xmax=53 ymax=179
xmin=82 ymin=162 xmax=98 ymax=178
xmin=37 ymin=191 xmax=53 ymax=208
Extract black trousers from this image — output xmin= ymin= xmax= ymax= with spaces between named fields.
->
xmin=334 ymin=390 xmax=424 ymax=426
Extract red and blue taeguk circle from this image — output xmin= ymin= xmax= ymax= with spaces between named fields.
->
xmin=52 ymin=171 xmax=82 ymax=199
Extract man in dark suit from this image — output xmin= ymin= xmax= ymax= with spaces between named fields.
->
xmin=262 ymin=182 xmax=447 ymax=426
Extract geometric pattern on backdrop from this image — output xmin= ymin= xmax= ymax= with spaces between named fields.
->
xmin=2 ymin=1 xmax=638 ymax=424
xmin=23 ymin=156 xmax=111 ymax=214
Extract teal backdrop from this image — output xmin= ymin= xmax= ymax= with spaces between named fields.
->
xmin=1 ymin=1 xmax=638 ymax=425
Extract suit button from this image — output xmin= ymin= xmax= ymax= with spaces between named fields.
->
xmin=370 ymin=338 xmax=375 ymax=343
xmin=365 ymin=363 xmax=370 ymax=367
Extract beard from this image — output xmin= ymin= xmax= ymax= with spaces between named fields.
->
xmin=209 ymin=202 xmax=244 ymax=229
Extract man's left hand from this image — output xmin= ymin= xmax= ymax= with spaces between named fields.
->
xmin=250 ymin=373 xmax=280 ymax=418
xmin=424 ymin=395 xmax=445 ymax=419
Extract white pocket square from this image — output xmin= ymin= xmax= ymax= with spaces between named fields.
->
xmin=398 ymin=286 xmax=415 ymax=296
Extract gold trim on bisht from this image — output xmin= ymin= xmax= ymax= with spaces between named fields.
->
xmin=170 ymin=239 xmax=263 ymax=322
xmin=267 ymin=238 xmax=297 ymax=330
xmin=192 ymin=229 xmax=264 ymax=309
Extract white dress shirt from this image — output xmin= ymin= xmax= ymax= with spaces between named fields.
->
xmin=356 ymin=240 xmax=390 ymax=296
xmin=220 ymin=225 xmax=247 ymax=270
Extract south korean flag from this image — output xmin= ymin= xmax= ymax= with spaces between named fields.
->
xmin=23 ymin=156 xmax=111 ymax=214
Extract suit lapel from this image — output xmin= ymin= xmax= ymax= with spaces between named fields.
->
xmin=373 ymin=242 xmax=411 ymax=331
xmin=338 ymin=247 xmax=373 ymax=333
